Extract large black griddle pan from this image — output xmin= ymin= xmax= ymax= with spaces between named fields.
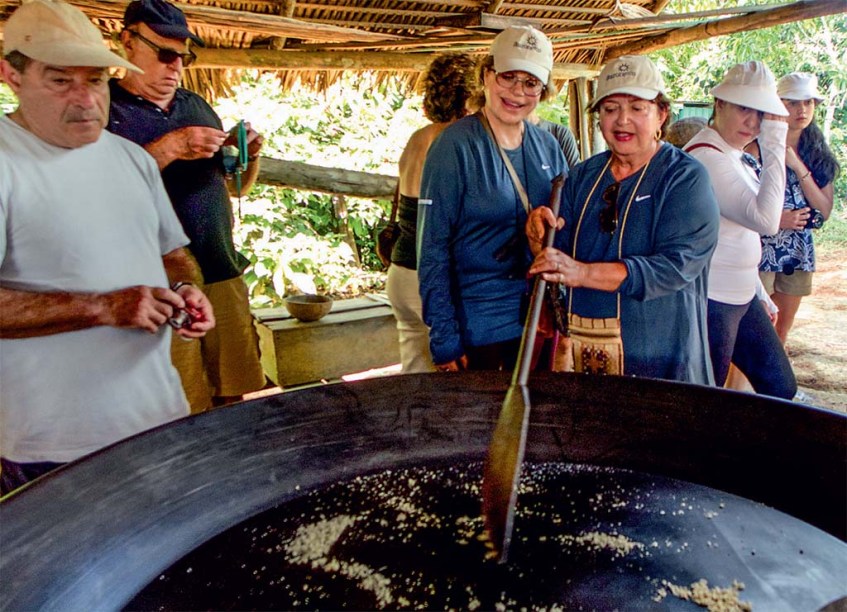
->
xmin=1 ymin=372 xmax=845 ymax=610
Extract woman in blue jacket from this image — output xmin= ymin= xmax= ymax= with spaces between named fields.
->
xmin=418 ymin=25 xmax=566 ymax=371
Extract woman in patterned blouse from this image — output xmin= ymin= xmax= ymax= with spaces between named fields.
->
xmin=752 ymin=72 xmax=840 ymax=344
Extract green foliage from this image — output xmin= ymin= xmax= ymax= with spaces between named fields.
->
xmin=216 ymin=72 xmax=426 ymax=304
xmin=216 ymin=72 xmax=422 ymax=175
xmin=817 ymin=211 xmax=847 ymax=245
xmin=234 ymin=185 xmax=386 ymax=306
xmin=0 ymin=83 xmax=17 ymax=113
xmin=537 ymin=94 xmax=572 ymax=127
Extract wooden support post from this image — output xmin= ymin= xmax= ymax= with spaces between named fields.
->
xmin=269 ymin=0 xmax=297 ymax=50
xmin=575 ymin=77 xmax=592 ymax=162
xmin=567 ymin=81 xmax=581 ymax=161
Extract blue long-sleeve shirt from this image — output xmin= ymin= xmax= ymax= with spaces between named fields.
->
xmin=418 ymin=115 xmax=566 ymax=364
xmin=558 ymin=143 xmax=719 ymax=384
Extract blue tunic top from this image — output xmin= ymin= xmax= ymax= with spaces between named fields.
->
xmin=418 ymin=115 xmax=566 ymax=365
xmin=557 ymin=144 xmax=719 ymax=384
xmin=107 ymin=80 xmax=248 ymax=284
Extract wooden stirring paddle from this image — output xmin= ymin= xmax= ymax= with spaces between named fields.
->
xmin=482 ymin=173 xmax=565 ymax=563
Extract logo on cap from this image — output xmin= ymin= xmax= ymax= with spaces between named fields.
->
xmin=607 ymin=63 xmax=636 ymax=82
xmin=513 ymin=34 xmax=541 ymax=54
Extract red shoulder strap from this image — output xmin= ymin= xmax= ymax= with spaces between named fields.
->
xmin=684 ymin=142 xmax=723 ymax=154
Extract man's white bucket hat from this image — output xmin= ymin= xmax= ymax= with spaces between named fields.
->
xmin=711 ymin=61 xmax=788 ymax=116
xmin=777 ymin=72 xmax=824 ymax=103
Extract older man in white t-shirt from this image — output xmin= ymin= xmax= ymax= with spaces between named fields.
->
xmin=0 ymin=0 xmax=215 ymax=494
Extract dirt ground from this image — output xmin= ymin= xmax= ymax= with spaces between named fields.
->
xmin=784 ymin=244 xmax=847 ymax=412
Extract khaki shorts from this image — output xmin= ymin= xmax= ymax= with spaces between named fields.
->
xmin=171 ymin=275 xmax=266 ymax=413
xmin=760 ymin=270 xmax=813 ymax=297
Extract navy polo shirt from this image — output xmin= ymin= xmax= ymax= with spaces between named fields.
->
xmin=107 ymin=80 xmax=248 ymax=284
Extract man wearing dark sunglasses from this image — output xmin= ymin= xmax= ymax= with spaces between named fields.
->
xmin=128 ymin=29 xmax=197 ymax=68
xmin=108 ymin=0 xmax=267 ymax=414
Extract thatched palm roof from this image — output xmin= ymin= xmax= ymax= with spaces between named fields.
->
xmin=1 ymin=0 xmax=842 ymax=99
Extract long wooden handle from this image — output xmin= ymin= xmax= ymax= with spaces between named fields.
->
xmin=513 ymin=173 xmax=565 ymax=386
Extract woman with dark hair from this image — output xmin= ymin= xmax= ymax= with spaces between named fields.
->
xmin=685 ymin=61 xmax=797 ymax=399
xmin=386 ymin=53 xmax=476 ymax=373
xmin=418 ymin=26 xmax=566 ymax=372
xmin=754 ymin=72 xmax=840 ymax=344
xmin=527 ymin=55 xmax=719 ymax=384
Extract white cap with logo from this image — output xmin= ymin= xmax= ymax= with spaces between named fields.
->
xmin=710 ymin=61 xmax=787 ymax=116
xmin=777 ymin=72 xmax=824 ymax=103
xmin=3 ymin=0 xmax=141 ymax=73
xmin=490 ymin=25 xmax=554 ymax=84
xmin=589 ymin=55 xmax=667 ymax=109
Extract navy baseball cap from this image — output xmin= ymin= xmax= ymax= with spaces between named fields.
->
xmin=124 ymin=0 xmax=204 ymax=47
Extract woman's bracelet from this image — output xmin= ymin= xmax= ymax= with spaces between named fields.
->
xmin=170 ymin=281 xmax=193 ymax=292
xmin=800 ymin=170 xmax=812 ymax=182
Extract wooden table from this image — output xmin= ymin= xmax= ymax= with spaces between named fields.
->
xmin=252 ymin=296 xmax=400 ymax=387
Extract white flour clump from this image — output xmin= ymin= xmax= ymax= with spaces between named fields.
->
xmin=284 ymin=514 xmax=396 ymax=607
xmin=655 ymin=578 xmax=751 ymax=611
xmin=557 ymin=531 xmax=644 ymax=558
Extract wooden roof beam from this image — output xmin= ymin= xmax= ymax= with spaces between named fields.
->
xmin=487 ymin=0 xmax=507 ymax=15
xmin=593 ymin=3 xmax=794 ymax=30
xmin=269 ymin=0 xmax=297 ymax=51
xmin=63 ymin=0 xmax=403 ymax=42
xmin=295 ymin=3 xmax=462 ymax=18
xmin=193 ymin=48 xmax=601 ymax=79
xmin=435 ymin=11 xmax=591 ymax=29
xmin=606 ymin=0 xmax=845 ymax=59
xmin=499 ymin=3 xmax=614 ymax=16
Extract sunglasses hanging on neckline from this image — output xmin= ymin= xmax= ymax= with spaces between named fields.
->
xmin=599 ymin=182 xmax=620 ymax=233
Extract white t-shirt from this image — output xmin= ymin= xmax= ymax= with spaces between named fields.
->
xmin=0 ymin=115 xmax=190 ymax=463
xmin=686 ymin=122 xmax=787 ymax=305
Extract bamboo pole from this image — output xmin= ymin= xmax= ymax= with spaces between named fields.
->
xmin=605 ymin=0 xmax=846 ymax=59
xmin=575 ymin=77 xmax=591 ymax=162
xmin=257 ymin=157 xmax=397 ymax=199
xmin=63 ymin=0 xmax=401 ymax=42
xmin=193 ymin=48 xmax=601 ymax=79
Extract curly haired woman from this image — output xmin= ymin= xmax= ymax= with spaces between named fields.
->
xmin=386 ymin=53 xmax=476 ymax=373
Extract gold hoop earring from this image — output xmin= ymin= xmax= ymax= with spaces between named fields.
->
xmin=655 ymin=128 xmax=662 ymax=141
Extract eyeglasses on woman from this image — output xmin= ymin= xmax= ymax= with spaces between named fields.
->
xmin=494 ymin=71 xmax=545 ymax=97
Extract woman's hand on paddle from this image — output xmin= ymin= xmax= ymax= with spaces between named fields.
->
xmin=529 ymin=247 xmax=584 ymax=287
xmin=526 ymin=207 xmax=564 ymax=255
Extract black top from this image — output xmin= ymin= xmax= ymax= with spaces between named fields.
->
xmin=107 ymin=80 xmax=248 ymax=283
xmin=390 ymin=193 xmax=419 ymax=269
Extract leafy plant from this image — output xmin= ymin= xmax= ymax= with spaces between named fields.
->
xmin=218 ymin=72 xmax=425 ymax=304
xmin=235 ymin=185 xmax=388 ymax=306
